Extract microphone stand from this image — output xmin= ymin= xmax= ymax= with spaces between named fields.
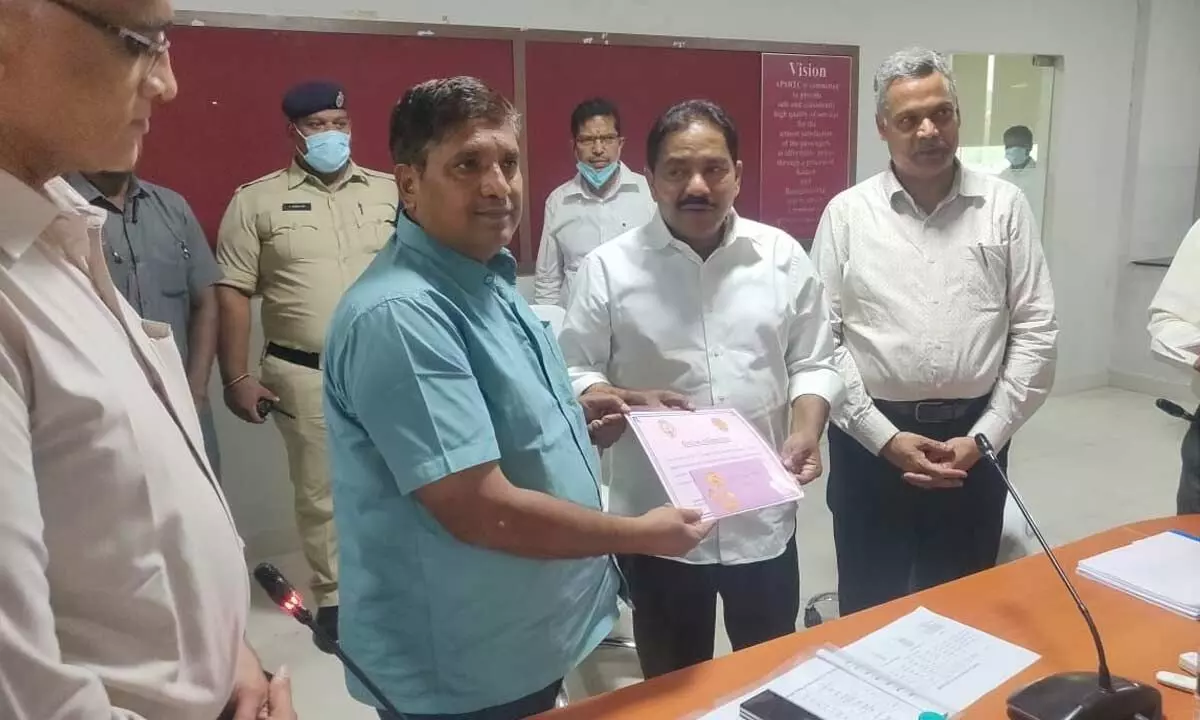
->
xmin=974 ymin=434 xmax=1162 ymax=720
xmin=253 ymin=563 xmax=408 ymax=719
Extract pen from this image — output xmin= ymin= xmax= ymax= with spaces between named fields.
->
xmin=978 ymin=242 xmax=988 ymax=270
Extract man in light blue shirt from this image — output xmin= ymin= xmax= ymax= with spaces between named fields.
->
xmin=323 ymin=76 xmax=710 ymax=720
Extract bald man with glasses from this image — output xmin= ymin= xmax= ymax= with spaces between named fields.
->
xmin=0 ymin=0 xmax=292 ymax=718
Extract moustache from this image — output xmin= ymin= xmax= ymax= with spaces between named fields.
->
xmin=677 ymin=196 xmax=715 ymax=210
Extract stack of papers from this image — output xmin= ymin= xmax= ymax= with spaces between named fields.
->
xmin=1076 ymin=530 xmax=1200 ymax=619
xmin=701 ymin=607 xmax=1041 ymax=720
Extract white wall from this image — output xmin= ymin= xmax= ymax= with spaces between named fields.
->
xmin=182 ymin=0 xmax=1152 ymax=556
xmin=1109 ymin=0 xmax=1200 ymax=398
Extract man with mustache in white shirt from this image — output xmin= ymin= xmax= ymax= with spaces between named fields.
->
xmin=561 ymin=99 xmax=843 ymax=678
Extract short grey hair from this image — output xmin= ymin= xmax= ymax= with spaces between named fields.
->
xmin=873 ymin=47 xmax=958 ymax=116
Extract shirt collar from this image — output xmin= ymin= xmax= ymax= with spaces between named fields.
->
xmin=63 ymin=172 xmax=149 ymax=210
xmin=286 ymin=159 xmax=369 ymax=190
xmin=395 ymin=212 xmax=517 ymax=292
xmin=641 ymin=208 xmax=754 ymax=255
xmin=0 ymin=171 xmax=106 ymax=260
xmin=882 ymin=160 xmax=986 ymax=212
xmin=567 ymin=162 xmax=642 ymax=200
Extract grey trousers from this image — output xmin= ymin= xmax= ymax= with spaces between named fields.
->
xmin=1179 ymin=418 xmax=1200 ymax=515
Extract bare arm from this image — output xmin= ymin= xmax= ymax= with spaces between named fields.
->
xmin=216 ymin=286 xmax=253 ymax=384
xmin=415 ymin=461 xmax=705 ymax=559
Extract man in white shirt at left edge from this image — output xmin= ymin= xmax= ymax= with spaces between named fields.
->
xmin=0 ymin=0 xmax=291 ymax=718
xmin=560 ymin=99 xmax=844 ymax=679
xmin=534 ymin=97 xmax=655 ymax=307
xmin=1148 ymin=217 xmax=1200 ymax=515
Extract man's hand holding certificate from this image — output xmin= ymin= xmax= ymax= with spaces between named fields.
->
xmin=626 ymin=408 xmax=805 ymax=521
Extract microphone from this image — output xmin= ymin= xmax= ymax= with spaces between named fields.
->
xmin=1154 ymin=398 xmax=1195 ymax=423
xmin=973 ymin=435 xmax=1162 ymax=720
xmin=130 ymin=194 xmax=140 ymax=224
xmin=252 ymin=563 xmax=408 ymax=719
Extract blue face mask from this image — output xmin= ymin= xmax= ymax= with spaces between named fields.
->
xmin=1005 ymin=146 xmax=1030 ymax=168
xmin=577 ymin=161 xmax=619 ymax=189
xmin=302 ymin=130 xmax=351 ymax=174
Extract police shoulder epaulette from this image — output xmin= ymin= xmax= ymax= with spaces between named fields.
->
xmin=236 ymin=168 xmax=288 ymax=192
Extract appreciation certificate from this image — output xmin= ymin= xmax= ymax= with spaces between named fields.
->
xmin=626 ymin=408 xmax=802 ymax=521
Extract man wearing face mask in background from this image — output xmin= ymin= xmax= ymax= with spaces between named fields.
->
xmin=534 ymin=98 xmax=655 ymax=307
xmin=215 ymin=80 xmax=398 ymax=649
xmin=64 ymin=169 xmax=223 ymax=475
xmin=998 ymin=124 xmax=1045 ymax=226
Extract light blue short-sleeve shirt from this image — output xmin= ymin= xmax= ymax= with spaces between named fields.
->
xmin=323 ymin=215 xmax=620 ymax=715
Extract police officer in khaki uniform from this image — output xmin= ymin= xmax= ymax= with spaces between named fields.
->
xmin=215 ymin=81 xmax=397 ymax=648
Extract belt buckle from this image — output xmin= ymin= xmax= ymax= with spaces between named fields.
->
xmin=914 ymin=401 xmax=950 ymax=424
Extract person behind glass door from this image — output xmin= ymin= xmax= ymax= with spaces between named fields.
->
xmin=323 ymin=76 xmax=710 ymax=720
xmin=810 ymin=47 xmax=1058 ymax=616
xmin=1147 ymin=217 xmax=1200 ymax=515
xmin=0 ymin=0 xmax=292 ymax=717
xmin=214 ymin=80 xmax=399 ymax=651
xmin=559 ymin=99 xmax=844 ymax=679
xmin=998 ymin=124 xmax=1046 ymax=225
xmin=534 ymin=98 xmax=655 ymax=307
xmin=64 ymin=168 xmax=223 ymax=476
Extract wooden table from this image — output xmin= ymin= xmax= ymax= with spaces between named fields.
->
xmin=548 ymin=516 xmax=1200 ymax=719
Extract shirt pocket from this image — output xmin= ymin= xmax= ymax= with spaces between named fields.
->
xmin=354 ymin=200 xmax=396 ymax=253
xmin=957 ymin=243 xmax=1008 ymax=312
xmin=147 ymin=229 xmax=190 ymax=297
xmin=266 ymin=210 xmax=332 ymax=261
xmin=557 ymin=216 xmax=603 ymax=272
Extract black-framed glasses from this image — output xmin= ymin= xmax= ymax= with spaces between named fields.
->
xmin=575 ymin=134 xmax=621 ymax=149
xmin=43 ymin=0 xmax=170 ymax=71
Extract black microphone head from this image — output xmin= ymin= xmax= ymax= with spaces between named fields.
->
xmin=253 ymin=562 xmax=306 ymax=618
xmin=973 ymin=433 xmax=995 ymax=458
xmin=1155 ymin=398 xmax=1188 ymax=418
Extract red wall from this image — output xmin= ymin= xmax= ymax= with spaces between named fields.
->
xmin=523 ymin=42 xmax=763 ymax=262
xmin=138 ymin=27 xmax=515 ymax=248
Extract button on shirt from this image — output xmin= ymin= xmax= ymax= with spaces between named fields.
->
xmin=1148 ymin=217 xmax=1200 ymax=399
xmin=810 ymin=165 xmax=1058 ymax=455
xmin=534 ymin=163 xmax=656 ymax=307
xmin=323 ymin=215 xmax=619 ymax=715
xmin=560 ymin=212 xmax=844 ymax=566
xmin=0 ymin=173 xmax=248 ymax=719
xmin=64 ymin=173 xmax=222 ymax=360
xmin=216 ymin=160 xmax=398 ymax=352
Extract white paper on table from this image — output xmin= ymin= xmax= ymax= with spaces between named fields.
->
xmin=843 ymin=607 xmax=1040 ymax=711
xmin=696 ymin=607 xmax=1040 ymax=720
xmin=625 ymin=408 xmax=801 ymax=521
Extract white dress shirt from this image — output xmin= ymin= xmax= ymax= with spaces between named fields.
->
xmin=810 ymin=165 xmax=1058 ymax=455
xmin=534 ymin=163 xmax=656 ymax=307
xmin=999 ymin=159 xmax=1046 ymax=226
xmin=1148 ymin=218 xmax=1200 ymax=399
xmin=561 ymin=212 xmax=844 ymax=565
xmin=0 ymin=172 xmax=248 ymax=719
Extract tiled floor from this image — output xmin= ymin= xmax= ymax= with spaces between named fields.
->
xmin=245 ymin=386 xmax=1190 ymax=717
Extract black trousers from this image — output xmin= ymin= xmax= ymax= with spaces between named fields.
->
xmin=1179 ymin=416 xmax=1200 ymax=515
xmin=827 ymin=406 xmax=1009 ymax=616
xmin=618 ymin=536 xmax=800 ymax=679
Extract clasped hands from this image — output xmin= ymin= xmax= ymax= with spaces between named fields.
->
xmin=881 ymin=432 xmax=981 ymax=489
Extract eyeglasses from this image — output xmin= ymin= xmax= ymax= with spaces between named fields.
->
xmin=576 ymin=134 xmax=621 ymax=149
xmin=43 ymin=0 xmax=171 ymax=75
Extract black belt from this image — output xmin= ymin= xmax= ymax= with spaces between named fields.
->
xmin=874 ymin=395 xmax=989 ymax=424
xmin=266 ymin=342 xmax=320 ymax=370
